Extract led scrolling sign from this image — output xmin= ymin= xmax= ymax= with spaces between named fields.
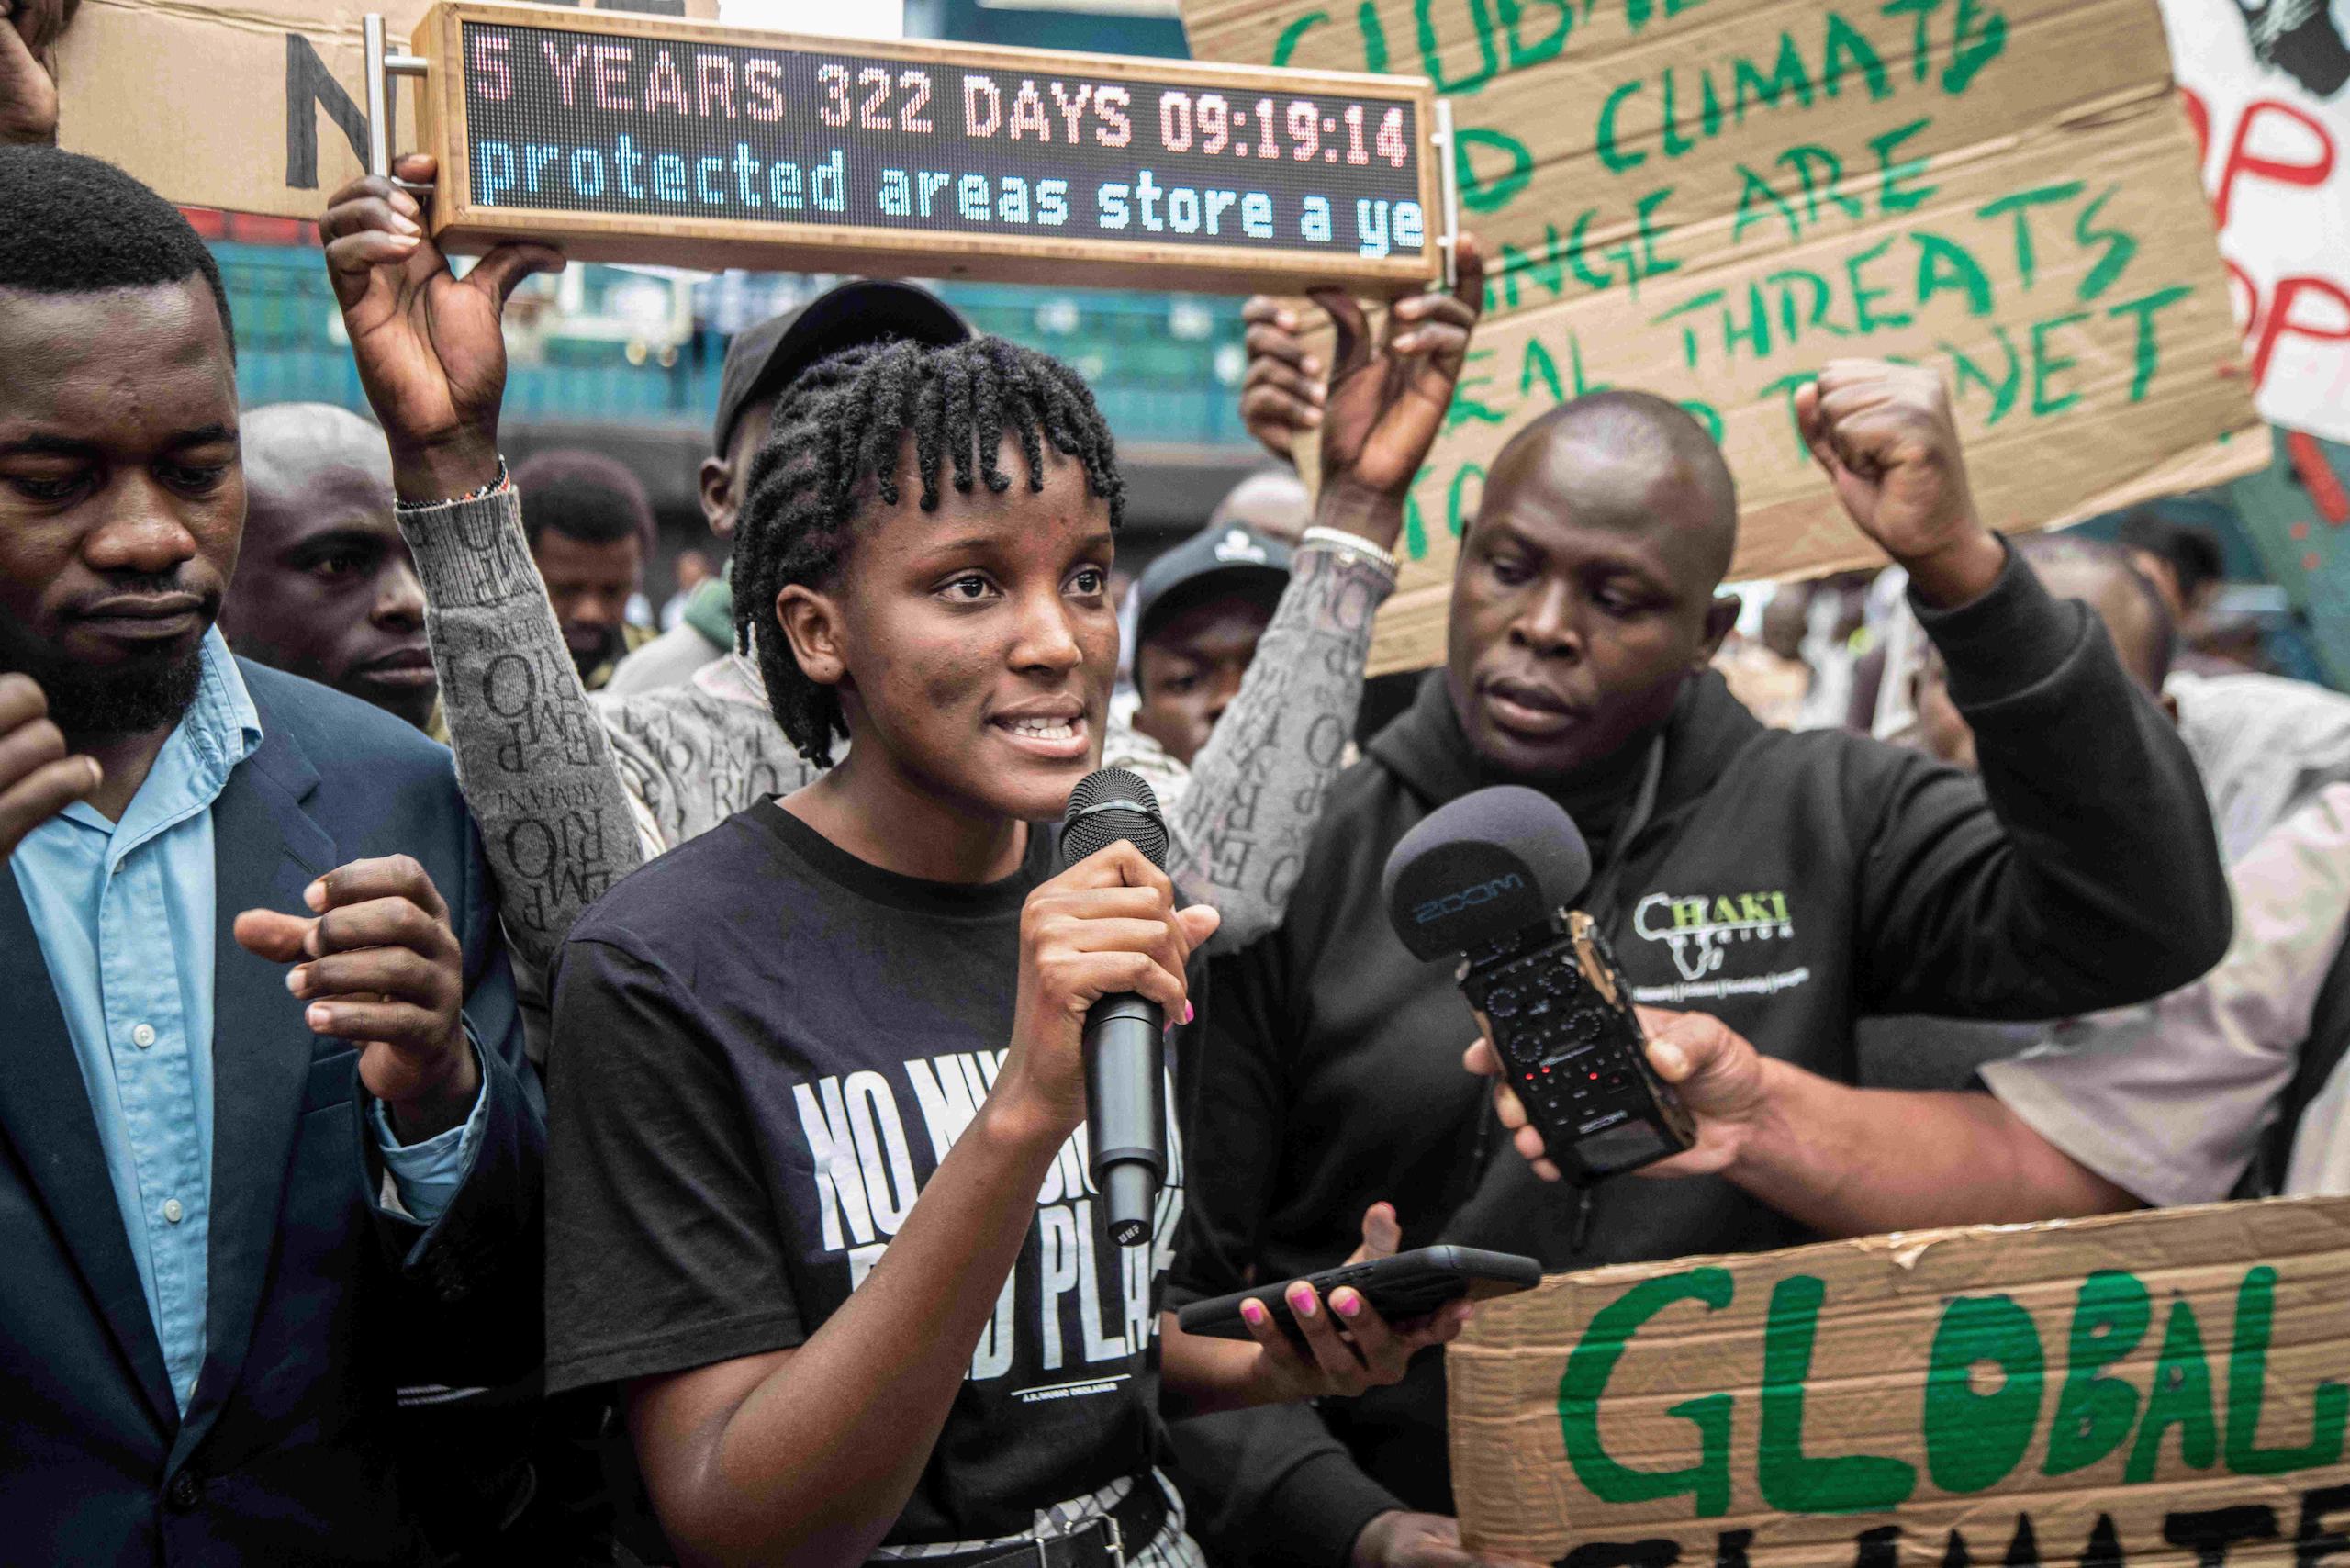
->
xmin=403 ymin=2 xmax=1449 ymax=294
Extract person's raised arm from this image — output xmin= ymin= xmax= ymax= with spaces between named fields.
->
xmin=1466 ymin=1009 xmax=2136 ymax=1239
xmin=321 ymin=158 xmax=650 ymax=967
xmin=1796 ymin=361 xmax=2231 ymax=1014
xmin=1168 ymin=241 xmax=1485 ymax=949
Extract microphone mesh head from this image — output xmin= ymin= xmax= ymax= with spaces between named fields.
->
xmin=1060 ymin=767 xmax=1169 ymax=871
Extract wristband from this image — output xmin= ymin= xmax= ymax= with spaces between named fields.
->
xmin=1299 ymin=525 xmax=1402 ymax=579
xmin=395 ymin=456 xmax=510 ymax=513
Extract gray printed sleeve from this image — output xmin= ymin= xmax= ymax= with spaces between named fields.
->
xmin=597 ymin=677 xmax=814 ymax=851
xmin=1139 ymin=540 xmax=1394 ymax=953
xmin=398 ymin=486 xmax=653 ymax=969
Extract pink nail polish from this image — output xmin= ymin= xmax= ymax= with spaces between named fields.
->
xmin=1333 ymin=1289 xmax=1362 ymax=1319
xmin=1240 ymin=1298 xmax=1268 ymax=1327
xmin=1288 ymin=1284 xmax=1319 ymax=1319
xmin=1182 ymin=1002 xmax=1194 ymax=1025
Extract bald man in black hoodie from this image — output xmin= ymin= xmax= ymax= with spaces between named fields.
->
xmin=1166 ymin=358 xmax=2232 ymax=1568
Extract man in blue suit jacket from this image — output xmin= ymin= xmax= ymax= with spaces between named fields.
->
xmin=0 ymin=147 xmax=544 ymax=1563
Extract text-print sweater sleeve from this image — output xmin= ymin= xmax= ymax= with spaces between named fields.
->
xmin=399 ymin=486 xmax=653 ymax=971
xmin=1159 ymin=540 xmax=1396 ymax=952
xmin=1853 ymin=543 xmax=2231 ymax=1017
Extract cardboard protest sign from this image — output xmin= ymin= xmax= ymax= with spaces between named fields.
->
xmin=1448 ymin=1196 xmax=2350 ymax=1566
xmin=1181 ymin=0 xmax=2270 ymax=673
xmin=2159 ymin=0 xmax=2350 ymax=442
xmin=49 ymin=0 xmax=714 ymax=223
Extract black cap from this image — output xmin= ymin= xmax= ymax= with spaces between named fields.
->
xmin=1132 ymin=525 xmax=1293 ymax=649
xmin=712 ymin=280 xmax=970 ymax=455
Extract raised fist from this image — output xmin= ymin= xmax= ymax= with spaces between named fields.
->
xmin=0 ymin=0 xmax=78 ymax=146
xmin=1795 ymin=359 xmax=2003 ymax=607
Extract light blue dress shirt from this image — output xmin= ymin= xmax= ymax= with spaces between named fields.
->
xmin=9 ymin=630 xmax=486 ymax=1412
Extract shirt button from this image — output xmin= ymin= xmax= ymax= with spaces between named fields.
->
xmin=162 ymin=1198 xmax=184 ymax=1225
xmin=131 ymin=1023 xmax=157 ymax=1049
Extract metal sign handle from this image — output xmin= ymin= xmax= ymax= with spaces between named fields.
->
xmin=1433 ymin=97 xmax=1460 ymax=294
xmin=364 ymin=13 xmax=431 ymax=181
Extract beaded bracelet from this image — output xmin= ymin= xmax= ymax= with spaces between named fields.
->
xmin=1299 ymin=524 xmax=1403 ymax=579
xmin=395 ymin=456 xmax=510 ymax=513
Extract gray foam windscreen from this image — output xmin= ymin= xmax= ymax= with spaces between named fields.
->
xmin=1381 ymin=786 xmax=1594 ymax=959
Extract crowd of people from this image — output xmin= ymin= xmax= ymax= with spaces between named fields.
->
xmin=5 ymin=35 xmax=2350 ymax=1568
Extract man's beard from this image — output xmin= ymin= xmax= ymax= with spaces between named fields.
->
xmin=569 ymin=623 xmax=624 ymax=681
xmin=17 ymin=641 xmax=206 ymax=739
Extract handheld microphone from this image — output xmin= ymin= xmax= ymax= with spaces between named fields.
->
xmin=1059 ymin=767 xmax=1171 ymax=1248
xmin=1381 ymin=786 xmax=1695 ymax=1184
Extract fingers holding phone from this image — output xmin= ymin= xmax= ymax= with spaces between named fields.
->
xmin=1176 ymin=1226 xmax=1538 ymax=1408
xmin=1234 ymin=1208 xmax=1474 ymax=1403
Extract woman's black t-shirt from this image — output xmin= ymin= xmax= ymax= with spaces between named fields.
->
xmin=543 ymin=801 xmax=1188 ymax=1545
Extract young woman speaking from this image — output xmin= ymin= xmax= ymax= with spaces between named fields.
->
xmin=321 ymin=154 xmax=1483 ymax=1568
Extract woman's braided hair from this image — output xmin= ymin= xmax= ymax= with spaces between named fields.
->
xmin=733 ymin=334 xmax=1126 ymax=766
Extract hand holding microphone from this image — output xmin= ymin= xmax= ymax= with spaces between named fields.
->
xmin=997 ymin=769 xmax=1217 ymax=1244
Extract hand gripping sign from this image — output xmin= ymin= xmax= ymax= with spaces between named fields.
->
xmin=369 ymin=2 xmax=1457 ymax=297
xmin=47 ymin=0 xmax=714 ymax=224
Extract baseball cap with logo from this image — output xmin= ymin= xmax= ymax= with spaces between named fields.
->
xmin=712 ymin=279 xmax=971 ymax=455
xmin=1132 ymin=524 xmax=1294 ymax=649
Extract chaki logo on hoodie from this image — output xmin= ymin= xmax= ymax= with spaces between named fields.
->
xmin=1632 ymin=890 xmax=1797 ymax=983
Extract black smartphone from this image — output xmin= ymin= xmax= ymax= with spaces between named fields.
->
xmin=1175 ymin=1245 xmax=1540 ymax=1341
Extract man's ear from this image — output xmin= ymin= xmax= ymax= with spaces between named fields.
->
xmin=1696 ymin=593 xmax=1741 ymax=666
xmin=775 ymin=584 xmax=846 ymax=690
xmin=698 ymin=455 xmax=735 ymax=542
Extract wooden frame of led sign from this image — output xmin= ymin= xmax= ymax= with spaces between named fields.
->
xmin=408 ymin=1 xmax=1448 ymax=296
